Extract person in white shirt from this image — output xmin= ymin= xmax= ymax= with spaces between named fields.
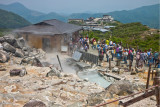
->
xmin=123 ymin=49 xmax=128 ymax=64
xmin=109 ymin=40 xmax=113 ymax=46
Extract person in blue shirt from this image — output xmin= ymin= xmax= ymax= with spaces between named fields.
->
xmin=154 ymin=51 xmax=159 ymax=66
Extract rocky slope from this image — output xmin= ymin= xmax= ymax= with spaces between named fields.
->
xmin=0 ymin=35 xmax=157 ymax=107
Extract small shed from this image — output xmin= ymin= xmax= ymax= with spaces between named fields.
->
xmin=14 ymin=19 xmax=82 ymax=52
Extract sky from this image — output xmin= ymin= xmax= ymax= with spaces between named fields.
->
xmin=0 ymin=0 xmax=159 ymax=14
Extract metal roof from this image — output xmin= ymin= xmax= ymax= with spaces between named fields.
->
xmin=14 ymin=19 xmax=82 ymax=35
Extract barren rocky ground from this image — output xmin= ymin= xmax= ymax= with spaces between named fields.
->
xmin=0 ymin=35 xmax=157 ymax=107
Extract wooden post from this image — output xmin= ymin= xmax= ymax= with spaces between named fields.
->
xmin=57 ymin=55 xmax=63 ymax=72
xmin=109 ymin=58 xmax=111 ymax=70
xmin=146 ymin=64 xmax=152 ymax=89
xmin=118 ymin=59 xmax=120 ymax=66
xmin=154 ymin=69 xmax=160 ymax=107
xmin=129 ymin=60 xmax=132 ymax=72
xmin=116 ymin=59 xmax=120 ymax=66
xmin=152 ymin=70 xmax=154 ymax=80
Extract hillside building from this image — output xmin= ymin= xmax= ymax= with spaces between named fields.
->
xmin=15 ymin=19 xmax=82 ymax=52
xmin=68 ymin=19 xmax=84 ymax=23
xmin=102 ymin=15 xmax=114 ymax=22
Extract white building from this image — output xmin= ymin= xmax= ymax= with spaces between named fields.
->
xmin=102 ymin=15 xmax=114 ymax=22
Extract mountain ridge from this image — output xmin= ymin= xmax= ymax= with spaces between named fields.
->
xmin=0 ymin=2 xmax=159 ymax=29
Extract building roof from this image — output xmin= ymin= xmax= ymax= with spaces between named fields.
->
xmin=14 ymin=19 xmax=82 ymax=35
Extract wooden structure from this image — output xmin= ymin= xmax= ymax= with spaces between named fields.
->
xmin=94 ymin=67 xmax=160 ymax=107
xmin=15 ymin=19 xmax=82 ymax=52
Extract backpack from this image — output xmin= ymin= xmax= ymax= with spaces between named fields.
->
xmin=116 ymin=48 xmax=119 ymax=53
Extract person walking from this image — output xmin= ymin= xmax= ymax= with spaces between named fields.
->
xmin=154 ymin=51 xmax=159 ymax=67
xmin=84 ymin=44 xmax=88 ymax=52
xmin=123 ymin=49 xmax=128 ymax=64
xmin=106 ymin=49 xmax=109 ymax=62
xmin=99 ymin=47 xmax=104 ymax=66
xmin=139 ymin=51 xmax=145 ymax=68
xmin=136 ymin=51 xmax=140 ymax=68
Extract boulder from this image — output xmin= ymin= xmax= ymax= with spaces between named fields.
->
xmin=46 ymin=67 xmax=61 ymax=77
xmin=106 ymin=80 xmax=139 ymax=96
xmin=24 ymin=51 xmax=29 ymax=56
xmin=15 ymin=49 xmax=24 ymax=58
xmin=18 ymin=37 xmax=26 ymax=47
xmin=87 ymin=91 xmax=105 ymax=106
xmin=0 ymin=65 xmax=6 ymax=71
xmin=112 ymin=67 xmax=119 ymax=73
xmin=0 ymin=51 xmax=10 ymax=63
xmin=2 ymin=42 xmax=16 ymax=53
xmin=22 ymin=47 xmax=28 ymax=51
xmin=0 ymin=37 xmax=5 ymax=43
xmin=119 ymin=69 xmax=124 ymax=74
xmin=10 ymin=69 xmax=21 ymax=76
xmin=23 ymin=100 xmax=46 ymax=107
xmin=10 ymin=68 xmax=27 ymax=77
xmin=13 ymin=39 xmax=23 ymax=49
xmin=19 ymin=67 xmax=27 ymax=77
xmin=3 ymin=36 xmax=16 ymax=45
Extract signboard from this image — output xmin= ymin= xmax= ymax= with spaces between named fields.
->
xmin=61 ymin=46 xmax=68 ymax=52
xmin=72 ymin=51 xmax=82 ymax=61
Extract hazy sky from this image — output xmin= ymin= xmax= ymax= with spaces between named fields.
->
xmin=0 ymin=0 xmax=159 ymax=14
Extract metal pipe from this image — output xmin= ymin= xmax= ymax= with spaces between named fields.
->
xmin=94 ymin=85 xmax=159 ymax=107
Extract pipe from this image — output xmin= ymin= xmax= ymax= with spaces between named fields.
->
xmin=94 ymin=85 xmax=159 ymax=107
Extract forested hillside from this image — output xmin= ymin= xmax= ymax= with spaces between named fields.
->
xmin=0 ymin=9 xmax=31 ymax=28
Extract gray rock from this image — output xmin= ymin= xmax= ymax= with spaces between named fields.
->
xmin=23 ymin=100 xmax=46 ymax=107
xmin=3 ymin=36 xmax=16 ymax=45
xmin=18 ymin=37 xmax=26 ymax=47
xmin=15 ymin=49 xmax=24 ymax=58
xmin=106 ymin=80 xmax=139 ymax=96
xmin=10 ymin=69 xmax=21 ymax=76
xmin=87 ymin=91 xmax=105 ymax=106
xmin=22 ymin=47 xmax=28 ymax=51
xmin=150 ymin=96 xmax=156 ymax=101
xmin=13 ymin=39 xmax=23 ymax=49
xmin=2 ymin=42 xmax=16 ymax=53
xmin=0 ymin=37 xmax=5 ymax=43
xmin=0 ymin=51 xmax=10 ymax=63
xmin=24 ymin=51 xmax=29 ymax=56
xmin=112 ymin=67 xmax=119 ymax=73
xmin=46 ymin=67 xmax=61 ymax=77
xmin=19 ymin=67 xmax=27 ymax=77
xmin=83 ymin=78 xmax=89 ymax=82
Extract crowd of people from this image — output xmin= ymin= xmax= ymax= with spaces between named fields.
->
xmin=71 ymin=36 xmax=160 ymax=69
xmin=91 ymin=38 xmax=160 ymax=68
